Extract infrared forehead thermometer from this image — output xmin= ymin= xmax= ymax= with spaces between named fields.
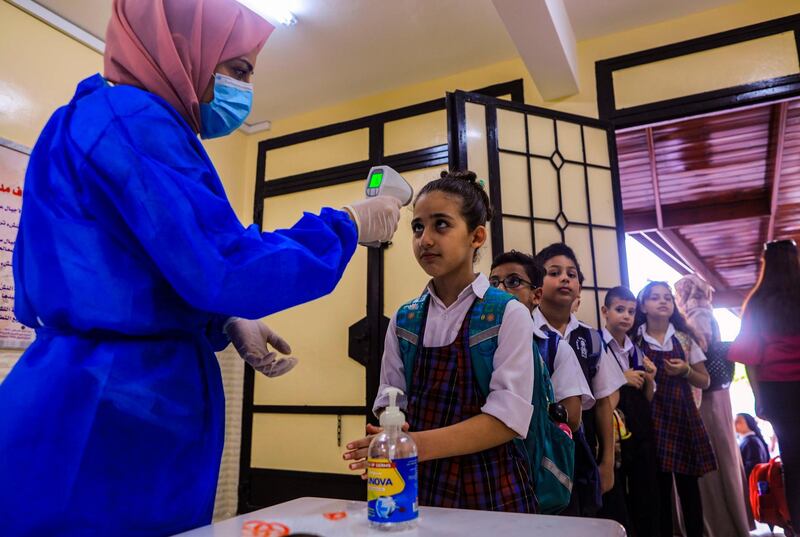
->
xmin=363 ymin=165 xmax=413 ymax=248
xmin=365 ymin=166 xmax=413 ymax=206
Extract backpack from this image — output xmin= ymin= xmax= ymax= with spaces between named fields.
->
xmin=567 ymin=325 xmax=603 ymax=385
xmin=396 ymin=287 xmax=575 ymax=514
xmin=749 ymin=457 xmax=792 ymax=532
xmin=704 ymin=340 xmax=735 ymax=391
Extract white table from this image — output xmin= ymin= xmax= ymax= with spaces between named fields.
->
xmin=176 ymin=497 xmax=626 ymax=536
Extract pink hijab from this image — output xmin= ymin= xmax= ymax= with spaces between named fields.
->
xmin=104 ymin=0 xmax=274 ymax=133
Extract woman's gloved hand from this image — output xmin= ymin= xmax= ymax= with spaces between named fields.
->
xmin=224 ymin=318 xmax=298 ymax=377
xmin=343 ymin=196 xmax=403 ymax=245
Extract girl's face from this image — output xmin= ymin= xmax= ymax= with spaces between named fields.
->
xmin=411 ymin=191 xmax=485 ymax=279
xmin=641 ymin=284 xmax=675 ymax=320
xmin=734 ymin=415 xmax=750 ymax=435
xmin=541 ymin=255 xmax=581 ymax=309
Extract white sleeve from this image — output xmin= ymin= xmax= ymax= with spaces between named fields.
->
xmin=591 ymin=347 xmax=627 ymax=400
xmin=372 ymin=315 xmax=408 ymax=417
xmin=483 ymin=300 xmax=535 ymax=438
xmin=551 ymin=340 xmax=595 ymax=410
xmin=689 ymin=342 xmax=707 ymax=365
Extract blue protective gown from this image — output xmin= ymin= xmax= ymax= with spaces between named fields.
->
xmin=0 ymin=74 xmax=357 ymax=536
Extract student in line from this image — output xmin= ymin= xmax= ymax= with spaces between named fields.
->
xmin=489 ymin=250 xmax=594 ymax=434
xmin=631 ymin=281 xmax=716 ymax=537
xmin=533 ymin=243 xmax=626 ymax=516
xmin=344 ymin=171 xmax=536 ymax=512
xmin=598 ymin=286 xmax=658 ymax=536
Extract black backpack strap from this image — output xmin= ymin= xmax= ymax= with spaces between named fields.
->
xmin=630 ymin=345 xmax=643 ymax=371
xmin=546 ymin=330 xmax=560 ymax=374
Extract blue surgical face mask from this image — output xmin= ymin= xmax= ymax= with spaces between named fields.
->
xmin=199 ymin=73 xmax=253 ymax=139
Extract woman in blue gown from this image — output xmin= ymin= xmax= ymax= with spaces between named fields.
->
xmin=0 ymin=1 xmax=401 ymax=535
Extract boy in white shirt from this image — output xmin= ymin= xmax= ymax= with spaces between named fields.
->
xmin=533 ymin=243 xmax=626 ymax=516
xmin=598 ymin=286 xmax=658 ymax=535
xmin=602 ymin=287 xmax=657 ymax=402
xmin=489 ymin=251 xmax=594 ymax=433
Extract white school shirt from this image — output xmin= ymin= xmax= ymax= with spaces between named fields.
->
xmin=601 ymin=328 xmax=643 ymax=372
xmin=637 ymin=323 xmax=707 ymax=365
xmin=532 ymin=309 xmax=626 ymax=400
xmin=375 ymin=273 xmax=535 ymax=438
xmin=533 ymin=323 xmax=595 ymax=410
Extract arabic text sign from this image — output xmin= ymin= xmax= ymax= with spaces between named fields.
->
xmin=0 ymin=139 xmax=32 ymax=349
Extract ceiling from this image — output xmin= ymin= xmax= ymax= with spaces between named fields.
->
xmin=617 ymin=99 xmax=800 ymax=308
xmin=31 ymin=0 xmax=738 ymax=125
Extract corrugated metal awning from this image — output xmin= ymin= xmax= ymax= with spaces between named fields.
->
xmin=616 ymin=99 xmax=800 ymax=307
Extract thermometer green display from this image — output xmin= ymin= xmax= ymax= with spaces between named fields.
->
xmin=368 ymin=170 xmax=384 ymax=189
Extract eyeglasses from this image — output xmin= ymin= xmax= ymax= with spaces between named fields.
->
xmin=489 ymin=275 xmax=533 ymax=290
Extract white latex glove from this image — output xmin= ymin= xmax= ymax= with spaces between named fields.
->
xmin=223 ymin=317 xmax=298 ymax=377
xmin=343 ymin=196 xmax=403 ymax=245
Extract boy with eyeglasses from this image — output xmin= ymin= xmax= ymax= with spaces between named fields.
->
xmin=489 ymin=251 xmax=593 ymax=433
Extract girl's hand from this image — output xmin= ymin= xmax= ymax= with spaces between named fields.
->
xmin=663 ymin=358 xmax=688 ymax=377
xmin=343 ymin=433 xmax=376 ymax=478
xmin=624 ymin=369 xmax=645 ymax=390
xmin=342 ymin=423 xmax=409 ymax=478
xmin=643 ymin=357 xmax=657 ymax=382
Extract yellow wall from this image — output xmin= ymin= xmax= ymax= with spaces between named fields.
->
xmin=613 ymin=31 xmax=800 ymax=109
xmin=0 ymin=1 xmax=250 ymax=223
xmin=0 ymin=1 xmax=102 ymax=149
xmin=559 ymin=0 xmax=800 ymax=118
xmin=203 ymin=132 xmax=249 ymax=219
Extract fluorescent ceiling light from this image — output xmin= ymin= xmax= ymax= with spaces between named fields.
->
xmin=235 ymin=0 xmax=297 ymax=26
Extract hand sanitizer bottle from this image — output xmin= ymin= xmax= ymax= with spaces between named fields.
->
xmin=367 ymin=387 xmax=418 ymax=531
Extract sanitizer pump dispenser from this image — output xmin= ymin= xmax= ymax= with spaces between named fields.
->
xmin=367 ymin=388 xmax=418 ymax=531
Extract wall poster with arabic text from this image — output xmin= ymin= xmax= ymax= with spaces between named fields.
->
xmin=0 ymin=138 xmax=33 ymax=349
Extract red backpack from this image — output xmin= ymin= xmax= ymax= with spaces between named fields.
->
xmin=749 ymin=457 xmax=792 ymax=531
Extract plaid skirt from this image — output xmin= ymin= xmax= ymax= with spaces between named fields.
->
xmin=642 ymin=336 xmax=717 ymax=476
xmin=406 ymin=305 xmax=535 ymax=513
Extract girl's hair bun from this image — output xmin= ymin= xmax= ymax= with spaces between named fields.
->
xmin=417 ymin=169 xmax=493 ymax=227
xmin=440 ymin=169 xmax=478 ymax=184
